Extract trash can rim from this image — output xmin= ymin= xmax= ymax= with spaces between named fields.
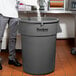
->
xmin=19 ymin=17 xmax=59 ymax=24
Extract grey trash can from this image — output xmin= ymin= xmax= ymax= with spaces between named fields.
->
xmin=19 ymin=17 xmax=59 ymax=75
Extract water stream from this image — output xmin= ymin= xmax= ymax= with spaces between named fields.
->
xmin=36 ymin=4 xmax=42 ymax=21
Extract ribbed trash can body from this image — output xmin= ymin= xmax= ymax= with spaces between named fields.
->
xmin=19 ymin=17 xmax=59 ymax=75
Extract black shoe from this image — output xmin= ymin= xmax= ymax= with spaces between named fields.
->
xmin=0 ymin=63 xmax=2 ymax=70
xmin=8 ymin=59 xmax=22 ymax=67
xmin=71 ymin=48 xmax=76 ymax=55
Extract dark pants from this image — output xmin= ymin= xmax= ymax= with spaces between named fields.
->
xmin=0 ymin=14 xmax=19 ymax=60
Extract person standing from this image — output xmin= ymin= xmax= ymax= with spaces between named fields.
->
xmin=0 ymin=0 xmax=22 ymax=70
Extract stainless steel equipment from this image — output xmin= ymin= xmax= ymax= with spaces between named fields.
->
xmin=65 ymin=0 xmax=69 ymax=10
xmin=37 ymin=0 xmax=45 ymax=10
xmin=68 ymin=0 xmax=76 ymax=11
xmin=32 ymin=0 xmax=48 ymax=11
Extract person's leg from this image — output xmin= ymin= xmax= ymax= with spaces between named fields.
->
xmin=0 ymin=14 xmax=9 ymax=70
xmin=8 ymin=18 xmax=22 ymax=66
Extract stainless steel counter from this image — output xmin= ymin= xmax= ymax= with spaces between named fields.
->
xmin=18 ymin=10 xmax=76 ymax=14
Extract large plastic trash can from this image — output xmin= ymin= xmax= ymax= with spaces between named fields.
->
xmin=19 ymin=17 xmax=59 ymax=75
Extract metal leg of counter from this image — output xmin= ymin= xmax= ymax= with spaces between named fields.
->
xmin=71 ymin=15 xmax=76 ymax=55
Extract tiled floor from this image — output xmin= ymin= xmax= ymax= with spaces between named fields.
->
xmin=0 ymin=39 xmax=76 ymax=76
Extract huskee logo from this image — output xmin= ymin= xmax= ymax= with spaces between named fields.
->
xmin=37 ymin=28 xmax=48 ymax=32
